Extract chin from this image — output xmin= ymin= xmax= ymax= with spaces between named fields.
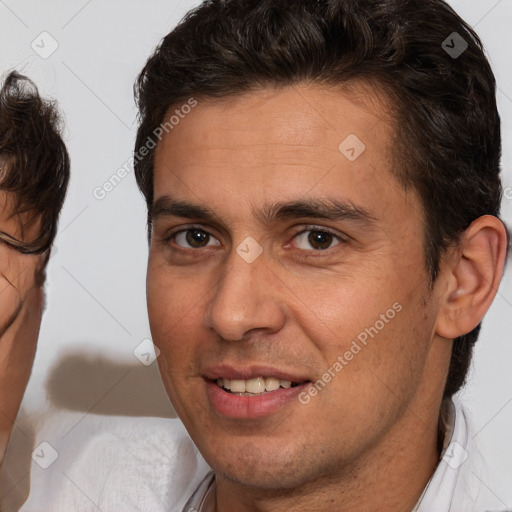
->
xmin=219 ymin=466 xmax=310 ymax=491
xmin=205 ymin=439 xmax=323 ymax=491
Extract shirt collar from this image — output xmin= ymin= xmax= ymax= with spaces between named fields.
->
xmin=182 ymin=471 xmax=216 ymax=512
xmin=413 ymin=397 xmax=469 ymax=511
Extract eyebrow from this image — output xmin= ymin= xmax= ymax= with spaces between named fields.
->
xmin=150 ymin=195 xmax=377 ymax=228
xmin=151 ymin=197 xmax=221 ymax=224
xmin=256 ymin=198 xmax=377 ymax=226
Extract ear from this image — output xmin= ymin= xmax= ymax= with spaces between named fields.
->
xmin=435 ymin=215 xmax=509 ymax=339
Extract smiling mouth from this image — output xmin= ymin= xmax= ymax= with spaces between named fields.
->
xmin=214 ymin=376 xmax=304 ymax=396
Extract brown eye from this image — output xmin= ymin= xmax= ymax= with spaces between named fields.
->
xmin=174 ymin=228 xmax=219 ymax=249
xmin=186 ymin=229 xmax=209 ymax=247
xmin=308 ymin=231 xmax=333 ymax=250
xmin=293 ymin=229 xmax=341 ymax=251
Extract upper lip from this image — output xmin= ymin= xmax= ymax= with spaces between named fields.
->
xmin=203 ymin=364 xmax=311 ymax=383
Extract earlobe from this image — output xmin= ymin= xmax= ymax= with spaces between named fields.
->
xmin=435 ymin=215 xmax=508 ymax=340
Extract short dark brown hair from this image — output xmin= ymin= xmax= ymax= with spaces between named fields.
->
xmin=134 ymin=0 xmax=504 ymax=397
xmin=0 ymin=71 xmax=70 ymax=255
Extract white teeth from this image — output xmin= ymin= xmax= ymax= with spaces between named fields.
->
xmin=216 ymin=377 xmax=296 ymax=393
xmin=265 ymin=377 xmax=281 ymax=392
xmin=229 ymin=379 xmax=246 ymax=393
xmin=246 ymin=377 xmax=265 ymax=394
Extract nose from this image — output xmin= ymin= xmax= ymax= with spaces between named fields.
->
xmin=205 ymin=247 xmax=286 ymax=341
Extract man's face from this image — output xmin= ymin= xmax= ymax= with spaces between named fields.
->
xmin=147 ymin=85 xmax=451 ymax=490
xmin=0 ymin=192 xmax=45 ymax=461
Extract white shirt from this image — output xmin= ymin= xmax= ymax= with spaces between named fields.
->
xmin=18 ymin=412 xmax=211 ymax=511
xmin=15 ymin=398 xmax=510 ymax=511
xmin=413 ymin=398 xmax=510 ymax=512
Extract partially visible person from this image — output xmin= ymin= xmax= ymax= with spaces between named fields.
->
xmin=0 ymin=71 xmax=69 ymax=464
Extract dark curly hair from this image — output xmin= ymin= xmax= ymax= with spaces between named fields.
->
xmin=0 ymin=71 xmax=70 ymax=255
xmin=134 ymin=0 xmax=504 ymax=397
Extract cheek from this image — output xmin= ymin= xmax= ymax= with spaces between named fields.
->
xmin=147 ymin=262 xmax=208 ymax=381
xmin=286 ymin=272 xmax=396 ymax=349
xmin=147 ymin=262 xmax=205 ymax=337
xmin=0 ymin=278 xmax=21 ymax=335
xmin=291 ymin=268 xmax=432 ymax=392
xmin=14 ymin=285 xmax=44 ymax=347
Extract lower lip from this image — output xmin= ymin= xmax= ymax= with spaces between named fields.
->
xmin=205 ymin=380 xmax=308 ymax=419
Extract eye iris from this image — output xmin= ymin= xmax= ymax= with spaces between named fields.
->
xmin=308 ymin=231 xmax=332 ymax=250
xmin=186 ymin=229 xmax=209 ymax=248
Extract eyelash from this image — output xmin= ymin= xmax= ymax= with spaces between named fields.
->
xmin=163 ymin=224 xmax=346 ymax=258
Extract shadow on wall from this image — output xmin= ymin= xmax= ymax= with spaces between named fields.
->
xmin=45 ymin=350 xmax=176 ymax=418
xmin=0 ymin=347 xmax=176 ymax=511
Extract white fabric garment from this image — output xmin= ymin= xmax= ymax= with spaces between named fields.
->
xmin=413 ymin=397 xmax=510 ymax=512
xmin=19 ymin=412 xmax=211 ymax=512
xmin=17 ymin=398 xmax=510 ymax=512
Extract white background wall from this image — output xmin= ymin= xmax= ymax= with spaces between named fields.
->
xmin=0 ymin=0 xmax=510 ymax=507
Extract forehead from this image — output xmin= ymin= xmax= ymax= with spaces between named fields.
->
xmin=152 ymin=84 xmax=418 ymax=226
xmin=156 ymin=83 xmax=393 ymax=161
